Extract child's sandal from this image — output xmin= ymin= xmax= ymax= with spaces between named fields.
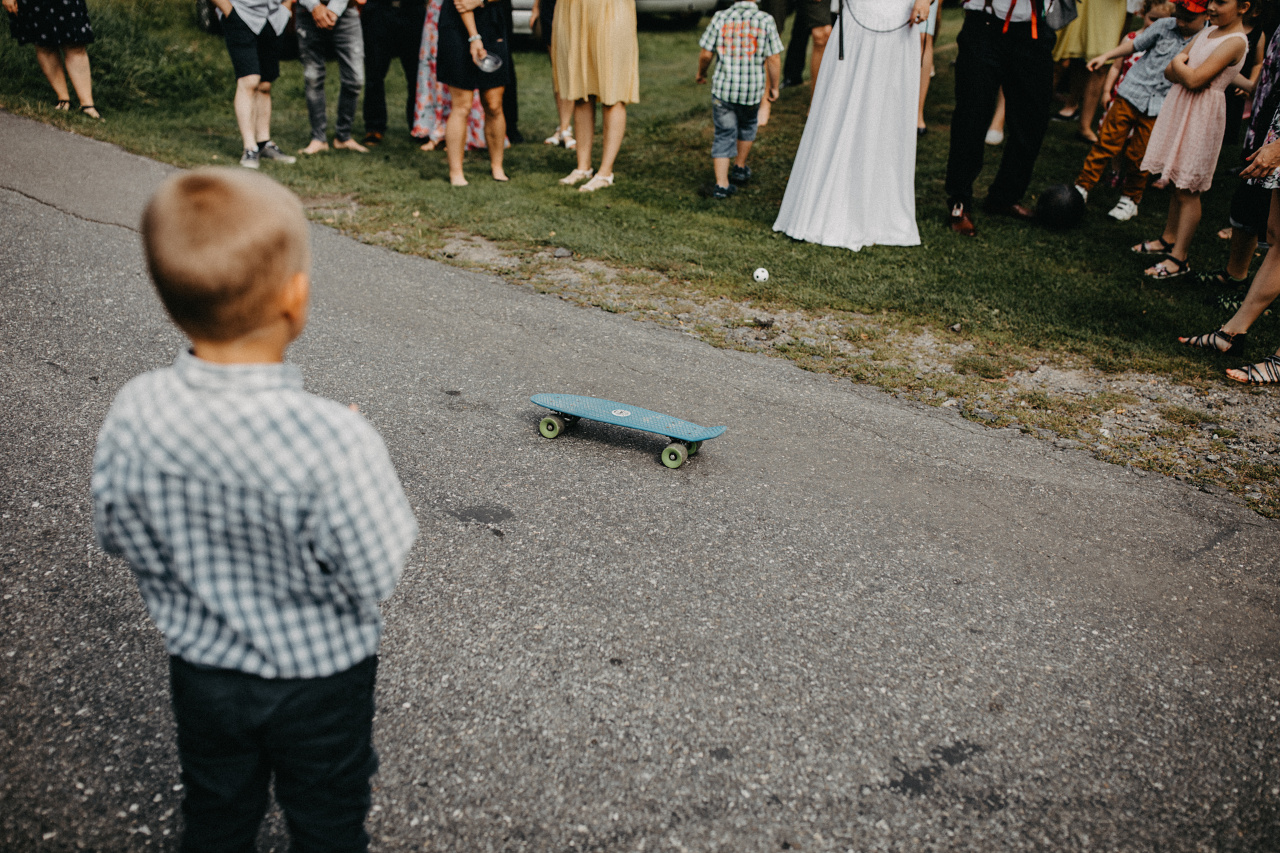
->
xmin=1132 ymin=236 xmax=1174 ymax=255
xmin=1178 ymin=329 xmax=1247 ymax=357
xmin=54 ymin=99 xmax=70 ymax=111
xmin=1227 ymin=355 xmax=1280 ymax=384
xmin=1144 ymin=256 xmax=1190 ymax=279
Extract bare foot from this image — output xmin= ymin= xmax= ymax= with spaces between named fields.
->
xmin=334 ymin=138 xmax=369 ymax=153
xmin=492 ymin=170 xmax=509 ymax=182
xmin=450 ymin=175 xmax=469 ymax=187
xmin=1218 ymin=226 xmax=1233 ymax=240
xmin=299 ymin=139 xmax=329 ymax=155
xmin=419 ymin=139 xmax=439 ymax=152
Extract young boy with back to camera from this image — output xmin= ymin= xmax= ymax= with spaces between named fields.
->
xmin=92 ymin=168 xmax=418 ymax=853
xmin=696 ymin=0 xmax=783 ymax=200
xmin=1071 ymin=0 xmax=1208 ymax=221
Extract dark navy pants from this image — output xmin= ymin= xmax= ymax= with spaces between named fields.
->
xmin=169 ymin=655 xmax=379 ymax=853
xmin=361 ymin=0 xmax=427 ymax=136
xmin=944 ymin=11 xmax=1055 ymax=209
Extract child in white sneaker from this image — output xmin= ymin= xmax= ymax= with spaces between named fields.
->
xmin=1072 ymin=0 xmax=1204 ymax=222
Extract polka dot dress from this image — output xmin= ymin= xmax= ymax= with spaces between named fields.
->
xmin=7 ymin=0 xmax=95 ymax=48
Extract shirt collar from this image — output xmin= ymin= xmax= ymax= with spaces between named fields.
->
xmin=173 ymin=349 xmax=303 ymax=393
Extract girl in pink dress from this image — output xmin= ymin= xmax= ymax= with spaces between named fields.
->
xmin=1133 ymin=0 xmax=1252 ymax=280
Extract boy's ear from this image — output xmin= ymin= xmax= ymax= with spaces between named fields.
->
xmin=280 ymin=271 xmax=311 ymax=323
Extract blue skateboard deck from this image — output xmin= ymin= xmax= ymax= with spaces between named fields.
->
xmin=531 ymin=393 xmax=726 ymax=468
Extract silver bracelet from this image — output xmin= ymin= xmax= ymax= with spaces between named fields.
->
xmin=468 ymin=34 xmax=483 ymax=42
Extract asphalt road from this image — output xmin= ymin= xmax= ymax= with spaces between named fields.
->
xmin=2 ymin=111 xmax=1279 ymax=852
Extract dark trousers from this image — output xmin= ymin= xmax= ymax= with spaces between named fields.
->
xmin=944 ymin=11 xmax=1055 ymax=208
xmin=361 ymin=0 xmax=427 ymax=136
xmin=170 ymin=656 xmax=379 ymax=853
xmin=783 ymin=18 xmax=808 ymax=83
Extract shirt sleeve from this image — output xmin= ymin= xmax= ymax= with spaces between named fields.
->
xmin=329 ymin=0 xmax=349 ymax=15
xmin=312 ymin=417 xmax=419 ymax=605
xmin=699 ymin=19 xmax=719 ymax=52
xmin=91 ymin=436 xmax=124 ymax=558
xmin=764 ymin=18 xmax=783 ymax=57
xmin=1131 ymin=18 xmax=1169 ymax=54
xmin=298 ymin=0 xmax=319 ymax=11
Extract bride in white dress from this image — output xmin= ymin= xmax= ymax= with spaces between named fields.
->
xmin=774 ymin=0 xmax=931 ymax=251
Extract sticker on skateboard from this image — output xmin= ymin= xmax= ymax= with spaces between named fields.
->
xmin=531 ymin=393 xmax=726 ymax=469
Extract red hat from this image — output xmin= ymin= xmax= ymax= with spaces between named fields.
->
xmin=1176 ymin=0 xmax=1208 ymax=13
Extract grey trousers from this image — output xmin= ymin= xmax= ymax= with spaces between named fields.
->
xmin=297 ymin=8 xmax=365 ymax=143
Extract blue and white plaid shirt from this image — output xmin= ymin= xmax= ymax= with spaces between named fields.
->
xmin=93 ymin=351 xmax=418 ymax=679
xmin=699 ymin=1 xmax=784 ymax=107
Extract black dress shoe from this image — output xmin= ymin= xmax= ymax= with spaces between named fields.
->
xmin=917 ymin=126 xmax=928 ymax=137
xmin=983 ymin=199 xmax=1036 ymax=222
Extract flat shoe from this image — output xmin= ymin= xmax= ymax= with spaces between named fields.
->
xmin=579 ymin=173 xmax=614 ymax=192
xmin=559 ymin=167 xmax=593 ymax=186
xmin=1178 ymin=329 xmax=1246 ymax=356
xmin=1145 ymin=257 xmax=1190 ymax=279
xmin=1227 ymin=355 xmax=1280 ymax=384
xmin=1131 ymin=237 xmax=1174 ymax=255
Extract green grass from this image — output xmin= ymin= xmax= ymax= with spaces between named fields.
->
xmin=2 ymin=0 xmax=1276 ymax=380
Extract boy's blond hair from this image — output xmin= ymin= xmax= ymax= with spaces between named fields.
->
xmin=1143 ymin=0 xmax=1175 ymax=17
xmin=142 ymin=168 xmax=311 ymax=342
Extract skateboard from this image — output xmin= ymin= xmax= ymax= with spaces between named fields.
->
xmin=531 ymin=393 xmax=726 ymax=469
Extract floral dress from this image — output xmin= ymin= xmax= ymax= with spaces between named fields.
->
xmin=410 ymin=0 xmax=487 ymax=149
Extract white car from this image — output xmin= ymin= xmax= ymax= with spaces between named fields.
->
xmin=510 ymin=0 xmax=718 ymax=35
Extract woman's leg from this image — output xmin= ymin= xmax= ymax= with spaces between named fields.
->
xmin=574 ymin=98 xmax=595 ymax=172
xmin=597 ymin=102 xmax=626 ymax=177
xmin=34 ymin=47 xmax=71 ymax=104
xmin=1224 ymin=191 xmax=1280 ymax=337
xmin=989 ymin=88 xmax=1005 ymax=135
xmin=1078 ymin=66 xmax=1106 ymax=143
xmin=446 ymin=86 xmax=474 ymax=185
xmin=917 ymin=33 xmax=934 ymax=131
xmin=481 ymin=87 xmax=508 ymax=180
xmin=64 ymin=46 xmax=99 ymax=116
xmin=557 ymin=96 xmax=575 ymax=136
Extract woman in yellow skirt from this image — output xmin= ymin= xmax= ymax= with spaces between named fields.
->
xmin=1052 ymin=0 xmax=1131 ymax=142
xmin=552 ymin=0 xmax=640 ymax=192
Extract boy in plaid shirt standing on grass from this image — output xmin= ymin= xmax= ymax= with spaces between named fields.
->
xmin=697 ymin=0 xmax=783 ymax=199
xmin=93 ymin=168 xmax=418 ymax=853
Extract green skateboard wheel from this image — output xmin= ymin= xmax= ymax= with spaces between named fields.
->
xmin=661 ymin=443 xmax=688 ymax=469
xmin=688 ymin=441 xmax=701 ymax=456
xmin=539 ymin=415 xmax=566 ymax=439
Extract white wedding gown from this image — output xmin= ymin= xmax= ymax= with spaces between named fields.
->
xmin=773 ymin=0 xmax=922 ymax=251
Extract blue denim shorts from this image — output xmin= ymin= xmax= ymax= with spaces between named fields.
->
xmin=712 ymin=97 xmax=760 ymax=159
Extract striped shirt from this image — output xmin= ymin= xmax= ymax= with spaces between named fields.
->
xmin=699 ymin=1 xmax=784 ymax=107
xmin=93 ymin=350 xmax=418 ymax=679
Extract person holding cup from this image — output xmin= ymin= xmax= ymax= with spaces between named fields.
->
xmin=436 ymin=0 xmax=510 ymax=184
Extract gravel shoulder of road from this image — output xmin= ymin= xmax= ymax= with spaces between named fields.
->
xmin=408 ymin=229 xmax=1280 ymax=518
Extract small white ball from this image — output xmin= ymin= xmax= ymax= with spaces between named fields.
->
xmin=753 ymin=267 xmax=769 ymax=283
